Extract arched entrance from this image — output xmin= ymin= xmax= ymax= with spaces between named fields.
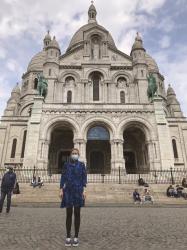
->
xmin=123 ymin=126 xmax=149 ymax=174
xmin=48 ymin=125 xmax=74 ymax=174
xmin=86 ymin=125 xmax=111 ymax=174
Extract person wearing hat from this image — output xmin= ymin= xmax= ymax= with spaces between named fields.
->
xmin=0 ymin=166 xmax=16 ymax=213
xmin=59 ymin=148 xmax=87 ymax=247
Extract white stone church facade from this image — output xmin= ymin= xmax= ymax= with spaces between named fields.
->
xmin=0 ymin=3 xmax=187 ymax=174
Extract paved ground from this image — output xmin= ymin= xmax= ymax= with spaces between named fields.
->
xmin=0 ymin=206 xmax=187 ymax=250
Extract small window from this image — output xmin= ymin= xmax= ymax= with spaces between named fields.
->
xmin=172 ymin=139 xmax=178 ymax=159
xmin=34 ymin=78 xmax=38 ymax=89
xmin=11 ymin=139 xmax=17 ymax=158
xmin=49 ymin=68 xmax=51 ymax=76
xmin=141 ymin=70 xmax=144 ymax=77
xmin=50 ymin=50 xmax=53 ymax=56
xmin=67 ymin=91 xmax=72 ymax=103
xmin=120 ymin=91 xmax=125 ymax=104
xmin=21 ymin=131 xmax=27 ymax=158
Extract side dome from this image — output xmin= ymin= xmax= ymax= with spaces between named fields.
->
xmin=27 ymin=51 xmax=46 ymax=72
xmin=12 ymin=84 xmax=20 ymax=94
xmin=48 ymin=36 xmax=60 ymax=50
xmin=67 ymin=23 xmax=117 ymax=52
xmin=145 ymin=53 xmax=159 ymax=72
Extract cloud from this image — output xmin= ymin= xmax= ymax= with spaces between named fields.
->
xmin=6 ymin=58 xmax=24 ymax=73
xmin=139 ymin=0 xmax=166 ymax=13
xmin=153 ymin=45 xmax=187 ymax=115
xmin=0 ymin=47 xmax=7 ymax=59
xmin=157 ymin=17 xmax=175 ymax=33
xmin=1 ymin=0 xmax=187 ymax=119
xmin=159 ymin=35 xmax=171 ymax=49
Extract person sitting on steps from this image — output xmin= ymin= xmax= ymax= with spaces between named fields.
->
xmin=142 ymin=188 xmax=154 ymax=204
xmin=133 ymin=189 xmax=141 ymax=204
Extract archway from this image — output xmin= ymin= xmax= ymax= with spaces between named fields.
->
xmin=48 ymin=125 xmax=74 ymax=174
xmin=86 ymin=125 xmax=111 ymax=174
xmin=123 ymin=126 xmax=149 ymax=174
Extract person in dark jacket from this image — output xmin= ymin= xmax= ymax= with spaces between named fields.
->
xmin=59 ymin=148 xmax=87 ymax=247
xmin=0 ymin=166 xmax=16 ymax=213
xmin=133 ymin=189 xmax=141 ymax=203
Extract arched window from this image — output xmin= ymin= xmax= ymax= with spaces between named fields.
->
xmin=92 ymin=72 xmax=100 ymax=101
xmin=11 ymin=139 xmax=17 ymax=158
xmin=65 ymin=76 xmax=75 ymax=86
xmin=34 ymin=78 xmax=38 ymax=89
xmin=172 ymin=139 xmax=178 ymax=159
xmin=49 ymin=68 xmax=51 ymax=76
xmin=21 ymin=130 xmax=27 ymax=158
xmin=67 ymin=91 xmax=72 ymax=103
xmin=87 ymin=126 xmax=110 ymax=140
xmin=120 ymin=91 xmax=125 ymax=104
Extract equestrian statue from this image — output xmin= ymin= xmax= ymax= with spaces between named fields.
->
xmin=147 ymin=73 xmax=158 ymax=100
xmin=36 ymin=73 xmax=48 ymax=99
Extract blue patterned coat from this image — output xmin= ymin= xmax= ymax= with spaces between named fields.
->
xmin=60 ymin=160 xmax=87 ymax=208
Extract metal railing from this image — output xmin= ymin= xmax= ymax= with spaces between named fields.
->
xmin=0 ymin=166 xmax=187 ymax=185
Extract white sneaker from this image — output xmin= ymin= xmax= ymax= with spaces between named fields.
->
xmin=72 ymin=237 xmax=79 ymax=247
xmin=65 ymin=238 xmax=71 ymax=247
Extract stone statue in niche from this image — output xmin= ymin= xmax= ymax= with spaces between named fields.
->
xmin=92 ymin=37 xmax=100 ymax=59
xmin=64 ymin=76 xmax=76 ymax=87
xmin=103 ymin=42 xmax=107 ymax=56
xmin=22 ymin=80 xmax=28 ymax=91
xmin=117 ymin=77 xmax=128 ymax=88
xmin=112 ymin=54 xmax=117 ymax=61
xmin=84 ymin=41 xmax=90 ymax=55
xmin=74 ymin=54 xmax=80 ymax=60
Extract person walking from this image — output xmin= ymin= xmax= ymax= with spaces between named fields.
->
xmin=59 ymin=148 xmax=87 ymax=247
xmin=0 ymin=166 xmax=16 ymax=213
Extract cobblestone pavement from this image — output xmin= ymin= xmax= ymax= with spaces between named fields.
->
xmin=0 ymin=206 xmax=187 ymax=250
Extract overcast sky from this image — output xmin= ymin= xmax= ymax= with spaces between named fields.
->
xmin=0 ymin=0 xmax=187 ymax=117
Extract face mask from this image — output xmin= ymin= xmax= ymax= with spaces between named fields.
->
xmin=71 ymin=154 xmax=79 ymax=161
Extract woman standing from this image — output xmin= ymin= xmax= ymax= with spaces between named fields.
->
xmin=60 ymin=148 xmax=87 ymax=247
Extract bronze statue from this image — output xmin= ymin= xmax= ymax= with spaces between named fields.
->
xmin=36 ymin=73 xmax=48 ymax=99
xmin=147 ymin=73 xmax=157 ymax=99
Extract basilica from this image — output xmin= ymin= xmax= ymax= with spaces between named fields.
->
xmin=0 ymin=3 xmax=187 ymax=175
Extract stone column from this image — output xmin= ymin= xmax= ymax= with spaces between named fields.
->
xmin=39 ymin=139 xmax=50 ymax=169
xmin=110 ymin=139 xmax=125 ymax=170
xmin=23 ymin=96 xmax=44 ymax=168
xmin=115 ymin=139 xmax=125 ymax=171
xmin=74 ymin=139 xmax=87 ymax=165
xmin=145 ymin=141 xmax=154 ymax=170
xmin=153 ymin=96 xmax=174 ymax=169
xmin=110 ymin=139 xmax=116 ymax=170
xmin=103 ymin=81 xmax=108 ymax=103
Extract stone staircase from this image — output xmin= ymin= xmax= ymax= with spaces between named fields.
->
xmin=11 ymin=183 xmax=187 ymax=206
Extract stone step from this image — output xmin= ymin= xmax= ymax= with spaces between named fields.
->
xmin=10 ymin=183 xmax=187 ymax=205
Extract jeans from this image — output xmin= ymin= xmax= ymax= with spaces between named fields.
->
xmin=0 ymin=189 xmax=12 ymax=212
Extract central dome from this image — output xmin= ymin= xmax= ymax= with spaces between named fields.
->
xmin=67 ymin=22 xmax=117 ymax=52
xmin=67 ymin=3 xmax=117 ymax=52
